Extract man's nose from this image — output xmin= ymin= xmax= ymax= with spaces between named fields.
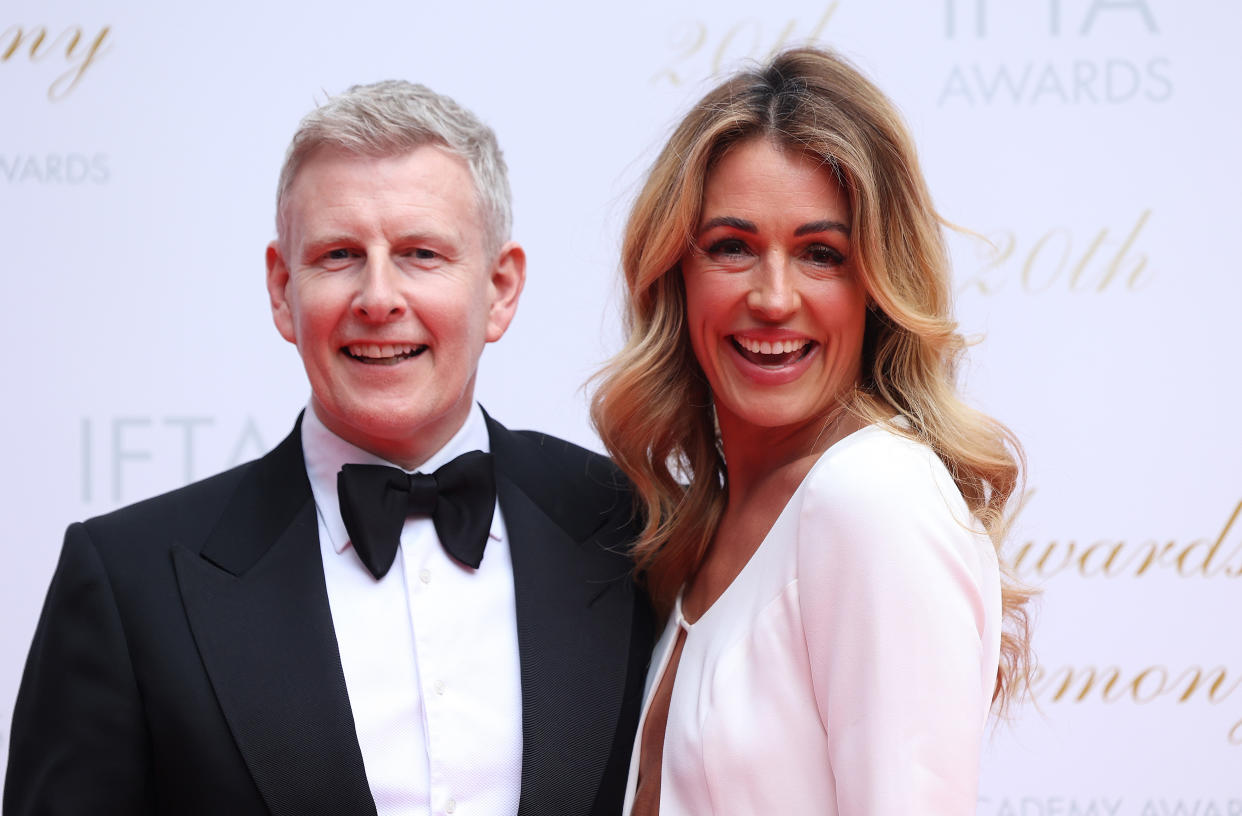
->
xmin=746 ymin=255 xmax=800 ymax=321
xmin=353 ymin=256 xmax=406 ymax=322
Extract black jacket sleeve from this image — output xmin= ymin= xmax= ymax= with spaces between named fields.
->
xmin=5 ymin=523 xmax=153 ymax=815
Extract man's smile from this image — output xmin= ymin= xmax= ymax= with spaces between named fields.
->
xmin=342 ymin=343 xmax=427 ymax=364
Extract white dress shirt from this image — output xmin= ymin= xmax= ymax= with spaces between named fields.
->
xmin=623 ymin=423 xmax=1002 ymax=814
xmin=302 ymin=403 xmax=522 ymax=816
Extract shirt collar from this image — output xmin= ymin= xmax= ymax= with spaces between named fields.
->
xmin=301 ymin=402 xmax=494 ymax=555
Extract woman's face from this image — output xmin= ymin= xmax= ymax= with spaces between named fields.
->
xmin=681 ymin=139 xmax=869 ymax=440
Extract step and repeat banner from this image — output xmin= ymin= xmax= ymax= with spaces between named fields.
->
xmin=3 ymin=1 xmax=1237 ymax=810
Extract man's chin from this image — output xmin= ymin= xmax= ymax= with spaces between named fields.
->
xmin=315 ymin=396 xmax=474 ymax=467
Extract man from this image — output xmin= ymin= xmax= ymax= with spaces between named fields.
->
xmin=5 ymin=81 xmax=653 ymax=816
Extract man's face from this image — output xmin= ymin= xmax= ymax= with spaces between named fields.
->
xmin=266 ymin=146 xmax=525 ymax=468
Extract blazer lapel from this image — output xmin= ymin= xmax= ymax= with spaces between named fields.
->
xmin=173 ymin=422 xmax=376 ymax=816
xmin=487 ymin=416 xmax=642 ymax=816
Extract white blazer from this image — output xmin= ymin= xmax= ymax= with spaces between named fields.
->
xmin=623 ymin=424 xmax=1002 ymax=815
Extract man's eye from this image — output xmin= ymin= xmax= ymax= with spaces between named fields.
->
xmin=325 ymin=248 xmax=356 ymax=261
xmin=409 ymin=248 xmax=439 ymax=261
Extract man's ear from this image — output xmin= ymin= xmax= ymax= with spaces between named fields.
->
xmin=266 ymin=241 xmax=297 ymax=345
xmin=484 ymin=241 xmax=527 ymax=343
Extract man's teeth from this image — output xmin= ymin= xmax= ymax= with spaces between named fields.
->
xmin=735 ymin=337 xmax=806 ymax=355
xmin=348 ymin=344 xmax=418 ymax=359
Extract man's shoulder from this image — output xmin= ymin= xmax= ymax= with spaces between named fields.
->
xmin=82 ymin=459 xmax=256 ymax=538
xmin=78 ymin=422 xmax=304 ymax=556
xmin=511 ymin=427 xmax=624 ymax=477
xmin=484 ymin=415 xmax=636 ymax=541
xmin=487 ymin=419 xmax=628 ymax=494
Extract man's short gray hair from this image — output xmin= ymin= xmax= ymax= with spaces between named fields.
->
xmin=275 ymin=80 xmax=512 ymax=254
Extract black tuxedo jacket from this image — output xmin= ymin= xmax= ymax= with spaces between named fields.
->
xmin=5 ymin=413 xmax=654 ymax=816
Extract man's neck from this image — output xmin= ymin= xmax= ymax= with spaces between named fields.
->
xmin=309 ymin=400 xmax=475 ymax=471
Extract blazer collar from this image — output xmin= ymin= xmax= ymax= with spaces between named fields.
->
xmin=485 ymin=412 xmax=641 ymax=816
xmin=175 ymin=416 xmax=377 ymax=816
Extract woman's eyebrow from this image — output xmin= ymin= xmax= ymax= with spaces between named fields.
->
xmin=698 ymin=216 xmax=757 ymax=234
xmin=794 ymin=220 xmax=850 ymax=237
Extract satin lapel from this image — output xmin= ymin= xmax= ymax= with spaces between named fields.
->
xmin=487 ymin=418 xmax=639 ymax=816
xmin=173 ymin=422 xmax=376 ymax=816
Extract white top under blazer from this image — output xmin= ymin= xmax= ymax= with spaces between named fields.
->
xmin=623 ymin=423 xmax=1002 ymax=815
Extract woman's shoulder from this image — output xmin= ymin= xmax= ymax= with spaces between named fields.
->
xmin=795 ymin=420 xmax=987 ymax=567
xmin=805 ymin=421 xmax=955 ymax=507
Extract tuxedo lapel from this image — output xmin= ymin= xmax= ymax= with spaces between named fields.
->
xmin=487 ymin=417 xmax=642 ymax=816
xmin=173 ymin=422 xmax=376 ymax=816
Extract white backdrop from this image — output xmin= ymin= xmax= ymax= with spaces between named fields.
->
xmin=3 ymin=1 xmax=1239 ymax=811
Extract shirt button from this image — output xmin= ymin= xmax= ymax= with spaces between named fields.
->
xmin=434 ymin=680 xmax=446 ymax=696
xmin=420 ymin=568 xmax=432 ymax=584
xmin=445 ymin=799 xmax=457 ymax=814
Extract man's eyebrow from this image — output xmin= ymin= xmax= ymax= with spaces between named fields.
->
xmin=392 ymin=231 xmax=452 ymax=246
xmin=698 ymin=216 xmax=757 ymax=235
xmin=794 ymin=220 xmax=850 ymax=237
xmin=302 ymin=234 xmax=356 ymax=250
xmin=298 ymin=235 xmax=356 ymax=261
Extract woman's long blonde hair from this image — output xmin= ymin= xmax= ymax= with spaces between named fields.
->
xmin=591 ymin=47 xmax=1033 ymax=710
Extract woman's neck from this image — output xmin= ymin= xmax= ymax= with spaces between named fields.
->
xmin=716 ymin=407 xmax=864 ymax=500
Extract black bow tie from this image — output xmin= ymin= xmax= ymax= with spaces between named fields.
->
xmin=336 ymin=450 xmax=496 ymax=579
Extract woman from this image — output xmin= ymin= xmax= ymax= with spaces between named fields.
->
xmin=592 ymin=47 xmax=1033 ymax=814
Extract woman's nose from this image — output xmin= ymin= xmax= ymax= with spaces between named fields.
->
xmin=746 ymin=256 xmax=800 ymax=321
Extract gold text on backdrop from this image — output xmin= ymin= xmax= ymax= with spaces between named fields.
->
xmin=0 ymin=24 xmax=111 ymax=101
xmin=653 ymin=3 xmax=837 ymax=86
xmin=1005 ymin=493 xmax=1242 ymax=580
xmin=1030 ymin=663 xmax=1242 ymax=745
xmin=958 ymin=210 xmax=1153 ymax=295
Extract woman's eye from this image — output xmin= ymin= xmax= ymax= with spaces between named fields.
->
xmin=707 ymin=238 xmax=750 ymax=258
xmin=806 ymin=245 xmax=844 ymax=266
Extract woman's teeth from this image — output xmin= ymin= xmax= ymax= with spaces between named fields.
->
xmin=731 ymin=335 xmax=812 ymax=367
xmin=734 ymin=337 xmax=806 ymax=355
